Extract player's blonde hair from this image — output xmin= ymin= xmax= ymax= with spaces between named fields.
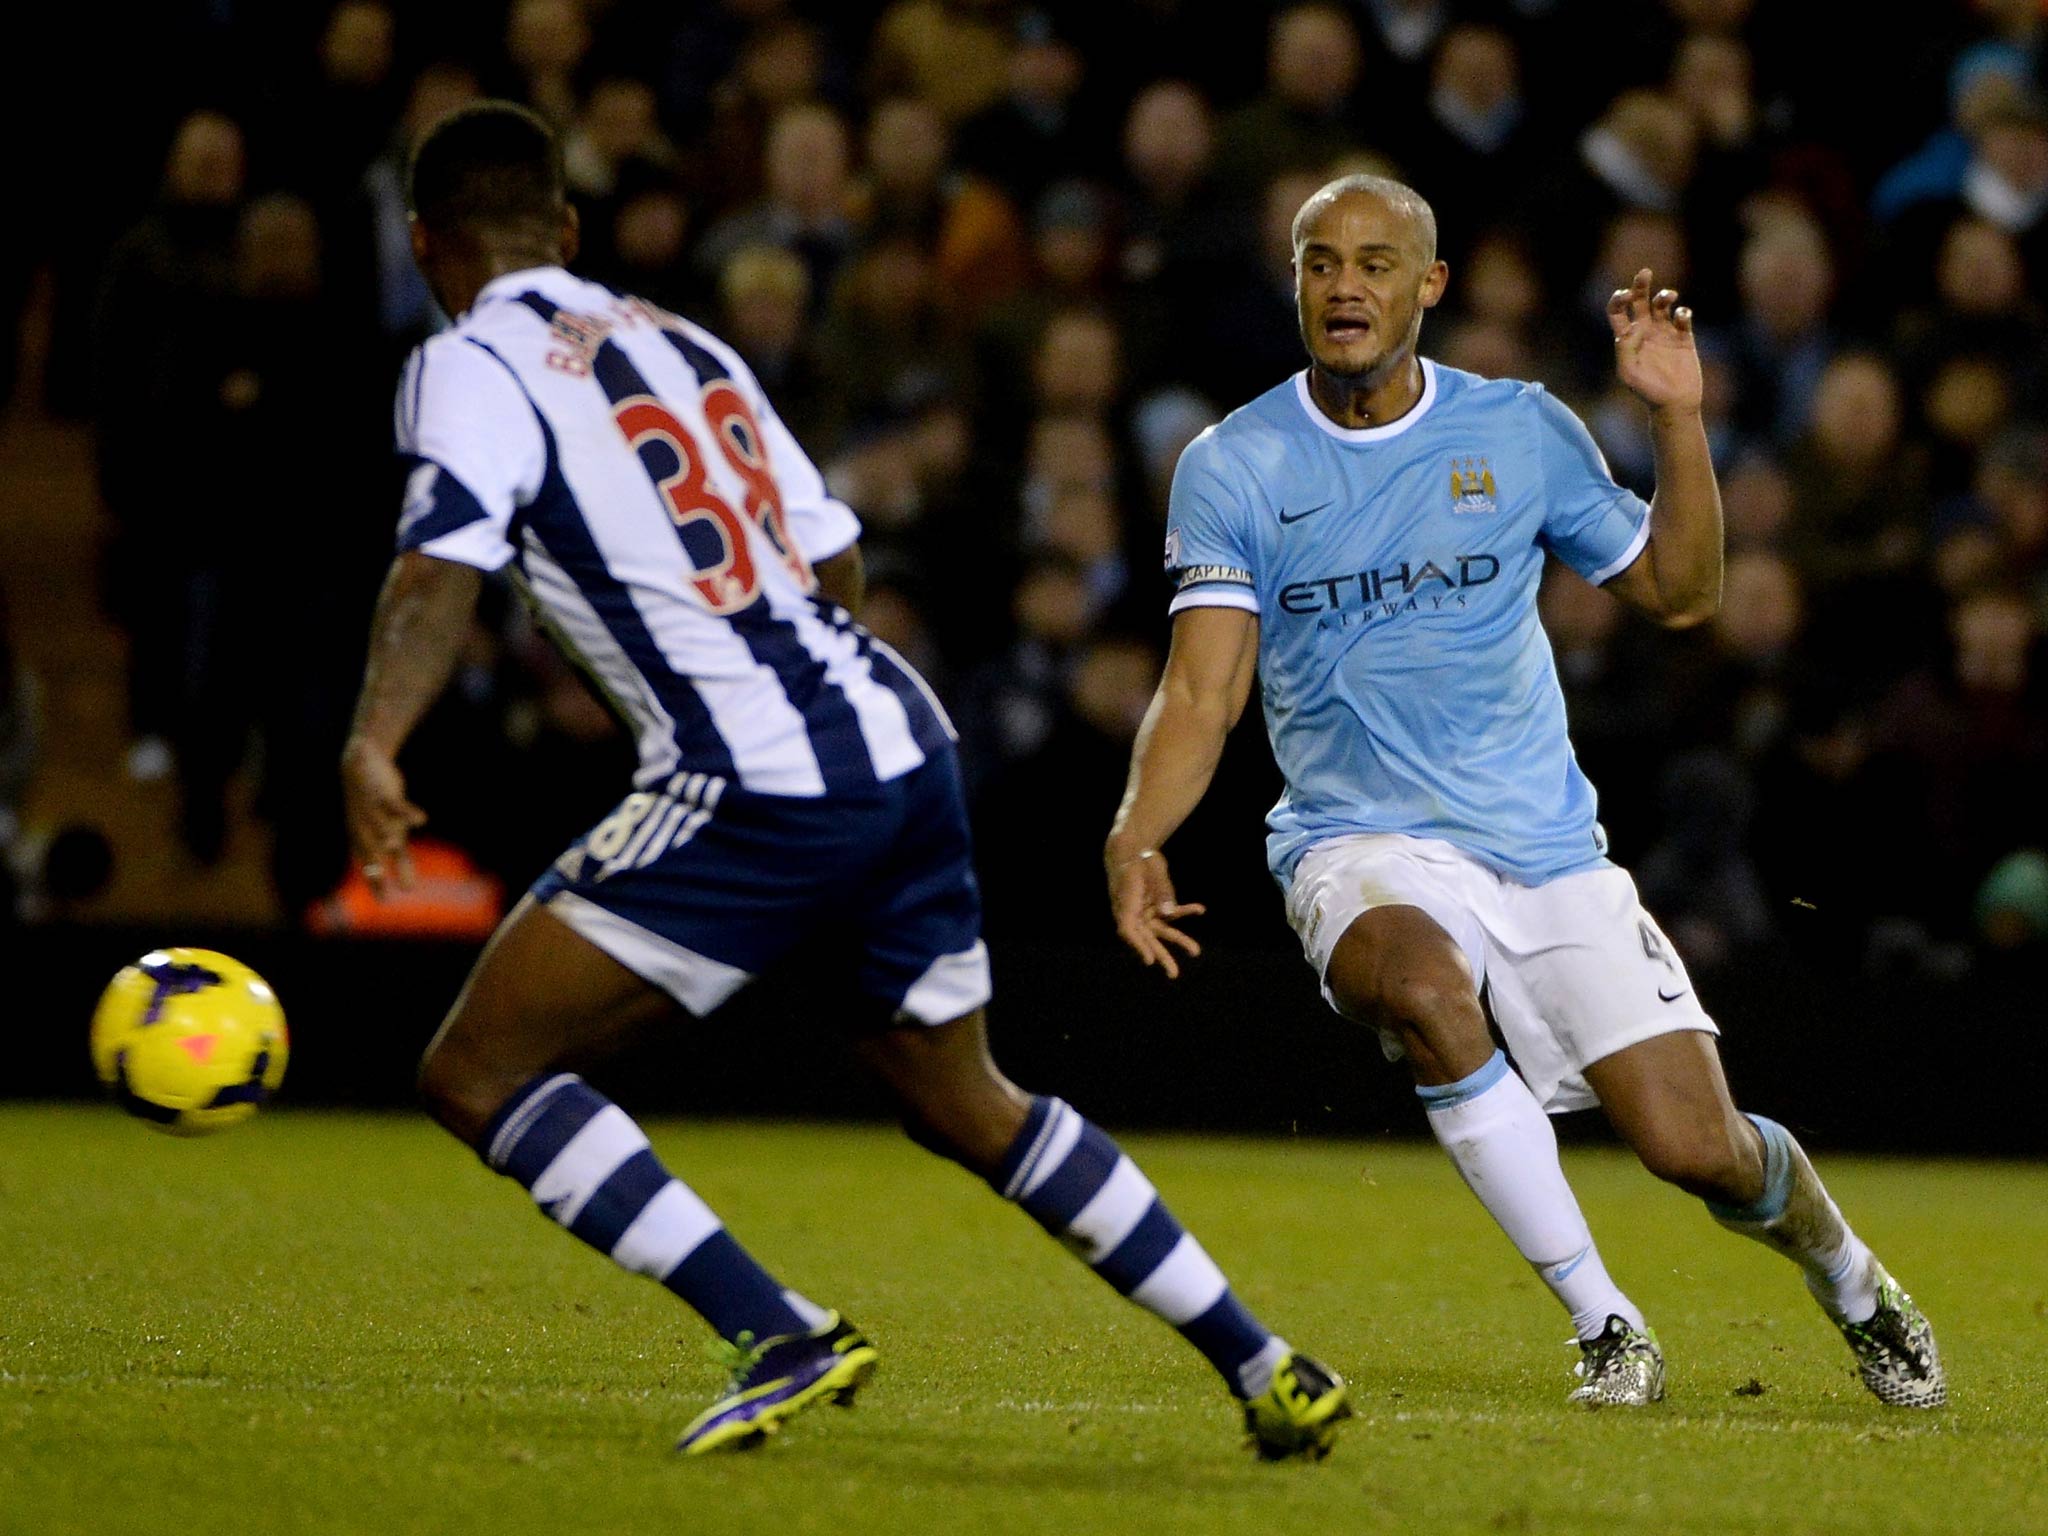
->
xmin=1291 ymin=173 xmax=1438 ymax=265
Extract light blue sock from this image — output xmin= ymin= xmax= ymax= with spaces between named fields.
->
xmin=1707 ymin=1114 xmax=1879 ymax=1322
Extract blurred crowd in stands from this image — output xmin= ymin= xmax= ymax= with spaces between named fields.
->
xmin=5 ymin=0 xmax=2047 ymax=975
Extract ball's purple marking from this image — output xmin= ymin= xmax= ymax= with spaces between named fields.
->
xmin=137 ymin=958 xmax=225 ymax=1026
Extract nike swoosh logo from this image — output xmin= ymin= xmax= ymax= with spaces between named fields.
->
xmin=1657 ymin=986 xmax=1687 ymax=1003
xmin=1279 ymin=500 xmax=1333 ymax=525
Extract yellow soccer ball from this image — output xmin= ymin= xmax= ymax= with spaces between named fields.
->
xmin=89 ymin=948 xmax=288 ymax=1135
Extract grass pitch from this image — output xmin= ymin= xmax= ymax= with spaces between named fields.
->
xmin=2 ymin=1107 xmax=2043 ymax=1536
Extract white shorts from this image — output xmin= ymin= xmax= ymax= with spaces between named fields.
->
xmin=1284 ymin=833 xmax=1717 ymax=1113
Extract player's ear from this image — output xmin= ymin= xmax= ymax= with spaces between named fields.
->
xmin=1419 ymin=258 xmax=1449 ymax=310
xmin=408 ymin=214 xmax=430 ymax=271
xmin=560 ymin=202 xmax=581 ymax=266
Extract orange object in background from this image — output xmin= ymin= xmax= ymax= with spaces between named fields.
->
xmin=306 ymin=839 xmax=503 ymax=939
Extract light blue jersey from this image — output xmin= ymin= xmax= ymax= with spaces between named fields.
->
xmin=1165 ymin=361 xmax=1651 ymax=887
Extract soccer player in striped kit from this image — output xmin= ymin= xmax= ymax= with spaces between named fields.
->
xmin=341 ymin=102 xmax=1349 ymax=1459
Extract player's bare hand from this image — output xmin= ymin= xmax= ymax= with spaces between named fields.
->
xmin=1608 ymin=268 xmax=1702 ymax=414
xmin=1106 ymin=846 xmax=1206 ymax=980
xmin=341 ymin=736 xmax=426 ymax=898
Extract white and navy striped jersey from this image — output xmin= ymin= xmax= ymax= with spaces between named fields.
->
xmin=394 ymin=266 xmax=952 ymax=798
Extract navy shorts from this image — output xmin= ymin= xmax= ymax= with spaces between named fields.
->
xmin=529 ymin=750 xmax=991 ymax=1024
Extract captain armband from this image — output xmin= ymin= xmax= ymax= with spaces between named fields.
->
xmin=1173 ymin=563 xmax=1255 ymax=591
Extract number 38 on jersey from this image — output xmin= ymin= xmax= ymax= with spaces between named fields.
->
xmin=612 ymin=382 xmax=813 ymax=615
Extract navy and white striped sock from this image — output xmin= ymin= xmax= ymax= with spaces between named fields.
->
xmin=481 ymin=1074 xmax=814 ymax=1343
xmin=993 ymin=1096 xmax=1286 ymax=1398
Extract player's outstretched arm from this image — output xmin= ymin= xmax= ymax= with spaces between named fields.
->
xmin=1603 ymin=267 xmax=1724 ymax=629
xmin=1104 ymin=605 xmax=1259 ymax=979
xmin=342 ymin=551 xmax=484 ymax=896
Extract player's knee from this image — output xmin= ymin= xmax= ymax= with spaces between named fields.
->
xmin=1380 ymin=970 xmax=1478 ymax=1029
xmin=1371 ymin=971 xmax=1487 ymax=1068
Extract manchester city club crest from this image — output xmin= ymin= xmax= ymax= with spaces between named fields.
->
xmin=1450 ymin=455 xmax=1497 ymax=514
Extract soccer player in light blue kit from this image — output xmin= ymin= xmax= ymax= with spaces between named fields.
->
xmin=1106 ymin=175 xmax=1945 ymax=1409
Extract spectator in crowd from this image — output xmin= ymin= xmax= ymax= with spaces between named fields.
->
xmin=1213 ymin=4 xmax=1368 ymax=200
xmin=1029 ymin=307 xmax=1123 ymax=424
xmin=1117 ymin=80 xmax=1242 ymax=387
xmin=595 ymin=167 xmax=699 ymax=315
xmin=1975 ymin=848 xmax=2048 ymax=956
xmin=654 ymin=0 xmax=798 ymax=139
xmin=92 ymin=109 xmax=248 ymax=788
xmin=1538 ymin=567 xmax=1673 ymax=852
xmin=1873 ymin=584 xmax=2048 ymax=941
xmin=1955 ymin=98 xmax=2048 ymax=266
xmin=1534 ymin=89 xmax=1697 ymax=305
xmin=688 ymin=16 xmax=835 ymax=219
xmin=857 ymin=93 xmax=1030 ymax=318
xmin=563 ymin=76 xmax=674 ymax=205
xmin=1129 ymin=387 xmax=1217 ymax=528
xmin=1667 ymin=30 xmax=1768 ymax=311
xmin=1894 ymin=215 xmax=2044 ymax=491
xmin=953 ymin=12 xmax=1096 ymax=207
xmin=1118 ymin=80 xmax=1231 ymax=287
xmin=296 ymin=1 xmax=401 ymax=215
xmin=1176 ymin=167 xmax=1325 ymax=407
xmin=564 ymin=78 xmax=693 ymax=310
xmin=818 ymin=236 xmax=961 ymax=436
xmin=869 ymin=0 xmax=1013 ymax=125
xmin=1637 ymin=550 xmax=1812 ymax=959
xmin=957 ymin=552 xmax=1098 ymax=798
xmin=1407 ymin=23 xmax=1532 ymax=268
xmin=1353 ymin=0 xmax=1451 ymax=127
xmin=1871 ymin=41 xmax=2036 ymax=224
xmin=220 ymin=194 xmax=391 ymax=891
xmin=1581 ymin=210 xmax=1707 ymax=485
xmin=1449 ymin=231 xmax=1572 ymax=382
xmin=1881 ymin=80 xmax=2048 ymax=291
xmin=696 ymin=102 xmax=857 ymax=308
xmin=1727 ymin=205 xmax=1835 ymax=443
xmin=718 ymin=243 xmax=827 ymax=442
xmin=1720 ymin=450 xmax=1796 ymax=553
xmin=359 ymin=63 xmax=481 ymax=353
xmin=859 ymin=95 xmax=952 ymax=241
xmin=977 ymin=179 xmax=1116 ymax=406
xmin=1781 ymin=353 xmax=1927 ymax=593
xmin=974 ymin=633 xmax=1161 ymax=937
xmin=1935 ymin=428 xmax=2048 ymax=619
xmin=1921 ymin=353 xmax=2016 ymax=504
xmin=1016 ymin=413 xmax=1120 ymax=558
xmin=502 ymin=0 xmax=591 ymax=127
xmin=1635 ymin=749 xmax=1774 ymax=967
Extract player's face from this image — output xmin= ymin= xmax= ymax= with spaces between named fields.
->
xmin=1294 ymin=195 xmax=1448 ymax=383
